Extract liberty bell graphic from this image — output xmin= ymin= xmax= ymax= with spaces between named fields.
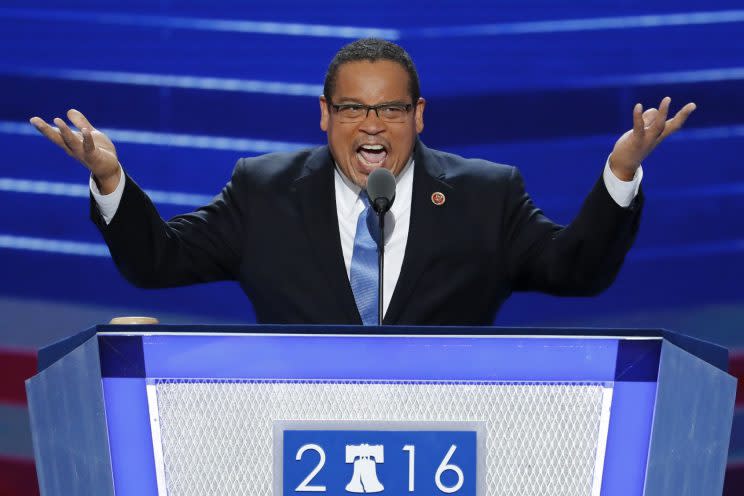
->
xmin=345 ymin=444 xmax=385 ymax=493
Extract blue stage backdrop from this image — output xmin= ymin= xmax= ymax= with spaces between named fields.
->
xmin=0 ymin=1 xmax=742 ymax=494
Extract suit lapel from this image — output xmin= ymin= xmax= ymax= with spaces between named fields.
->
xmin=384 ymin=141 xmax=454 ymax=324
xmin=291 ymin=147 xmax=361 ymax=324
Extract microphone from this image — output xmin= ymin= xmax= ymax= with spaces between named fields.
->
xmin=367 ymin=167 xmax=396 ymax=214
xmin=366 ymin=168 xmax=396 ymax=325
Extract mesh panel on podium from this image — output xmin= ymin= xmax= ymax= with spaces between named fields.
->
xmin=150 ymin=379 xmax=609 ymax=496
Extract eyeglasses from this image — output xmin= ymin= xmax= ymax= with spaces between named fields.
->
xmin=329 ymin=102 xmax=414 ymax=123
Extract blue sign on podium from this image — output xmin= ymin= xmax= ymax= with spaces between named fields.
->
xmin=281 ymin=427 xmax=478 ymax=495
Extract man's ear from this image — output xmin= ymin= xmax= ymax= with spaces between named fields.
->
xmin=415 ymin=97 xmax=426 ymax=134
xmin=319 ymin=95 xmax=329 ymax=132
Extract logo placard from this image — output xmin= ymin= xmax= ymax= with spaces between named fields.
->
xmin=275 ymin=422 xmax=481 ymax=495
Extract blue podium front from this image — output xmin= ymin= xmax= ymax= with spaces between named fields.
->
xmin=26 ymin=326 xmax=736 ymax=496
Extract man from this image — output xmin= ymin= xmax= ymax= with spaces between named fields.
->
xmin=29 ymin=39 xmax=695 ymax=325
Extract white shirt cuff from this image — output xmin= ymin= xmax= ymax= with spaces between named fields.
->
xmin=602 ymin=157 xmax=642 ymax=208
xmin=89 ymin=164 xmax=125 ymax=225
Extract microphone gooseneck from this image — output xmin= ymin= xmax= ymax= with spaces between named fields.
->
xmin=366 ymin=168 xmax=396 ymax=326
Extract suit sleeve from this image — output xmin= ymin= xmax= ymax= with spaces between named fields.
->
xmin=503 ymin=166 xmax=643 ymax=296
xmin=90 ymin=160 xmax=248 ymax=288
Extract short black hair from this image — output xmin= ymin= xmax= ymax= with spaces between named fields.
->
xmin=323 ymin=38 xmax=421 ymax=104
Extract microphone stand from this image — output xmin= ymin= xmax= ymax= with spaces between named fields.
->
xmin=367 ymin=167 xmax=395 ymax=327
xmin=377 ymin=208 xmax=385 ymax=326
xmin=373 ymin=198 xmax=389 ymax=326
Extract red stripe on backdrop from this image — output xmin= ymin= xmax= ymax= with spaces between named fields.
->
xmin=725 ymin=461 xmax=744 ymax=496
xmin=731 ymin=350 xmax=744 ymax=408
xmin=0 ymin=455 xmax=39 ymax=496
xmin=0 ymin=347 xmax=37 ymax=405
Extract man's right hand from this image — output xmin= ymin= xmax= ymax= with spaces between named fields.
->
xmin=30 ymin=109 xmax=121 ymax=194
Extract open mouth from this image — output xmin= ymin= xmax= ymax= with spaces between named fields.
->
xmin=356 ymin=144 xmax=388 ymax=168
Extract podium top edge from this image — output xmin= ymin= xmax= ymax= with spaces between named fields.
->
xmin=95 ymin=331 xmax=664 ymax=340
xmin=35 ymin=324 xmax=730 ymax=374
xmin=92 ymin=323 xmax=674 ymax=335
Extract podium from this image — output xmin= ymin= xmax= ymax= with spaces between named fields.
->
xmin=26 ymin=325 xmax=736 ymax=495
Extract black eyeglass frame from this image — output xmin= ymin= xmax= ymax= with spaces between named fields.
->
xmin=328 ymin=101 xmax=416 ymax=122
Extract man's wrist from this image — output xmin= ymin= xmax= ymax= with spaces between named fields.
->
xmin=93 ymin=166 xmax=122 ymax=195
xmin=608 ymin=153 xmax=639 ymax=182
xmin=603 ymin=155 xmax=642 ymax=208
xmin=90 ymin=164 xmax=126 ymax=225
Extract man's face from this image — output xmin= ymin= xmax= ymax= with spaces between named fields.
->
xmin=320 ymin=60 xmax=425 ymax=188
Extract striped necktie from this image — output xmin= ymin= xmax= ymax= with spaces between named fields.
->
xmin=349 ymin=192 xmax=381 ymax=325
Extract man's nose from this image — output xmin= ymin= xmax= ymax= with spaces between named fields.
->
xmin=358 ymin=108 xmax=386 ymax=134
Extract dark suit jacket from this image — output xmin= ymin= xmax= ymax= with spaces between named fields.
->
xmin=92 ymin=141 xmax=643 ymax=325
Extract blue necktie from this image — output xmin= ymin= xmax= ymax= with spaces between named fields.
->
xmin=350 ymin=192 xmax=382 ymax=325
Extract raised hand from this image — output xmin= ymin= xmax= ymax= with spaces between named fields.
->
xmin=610 ymin=97 xmax=696 ymax=181
xmin=30 ymin=109 xmax=121 ymax=194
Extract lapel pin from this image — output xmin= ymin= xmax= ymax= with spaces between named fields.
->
xmin=431 ymin=191 xmax=446 ymax=206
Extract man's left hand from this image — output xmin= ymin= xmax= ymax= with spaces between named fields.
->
xmin=610 ymin=97 xmax=696 ymax=181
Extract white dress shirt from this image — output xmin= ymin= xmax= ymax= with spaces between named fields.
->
xmin=333 ymin=158 xmax=414 ymax=317
xmin=91 ymin=157 xmax=641 ymax=318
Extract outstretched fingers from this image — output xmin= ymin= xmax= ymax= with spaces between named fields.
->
xmin=632 ymin=103 xmax=645 ymax=136
xmin=31 ymin=110 xmax=120 ymax=179
xmin=657 ymin=97 xmax=671 ymax=123
xmin=67 ymin=109 xmax=95 ymax=132
xmin=642 ymin=108 xmax=659 ymax=128
xmin=81 ymin=127 xmax=96 ymax=154
xmin=29 ymin=117 xmax=70 ymax=152
xmin=659 ymin=102 xmax=697 ymax=141
xmin=54 ymin=117 xmax=83 ymax=155
xmin=646 ymin=97 xmax=670 ymax=139
xmin=29 ymin=117 xmax=58 ymax=141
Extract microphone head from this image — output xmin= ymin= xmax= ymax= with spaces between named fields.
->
xmin=366 ymin=168 xmax=396 ymax=213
